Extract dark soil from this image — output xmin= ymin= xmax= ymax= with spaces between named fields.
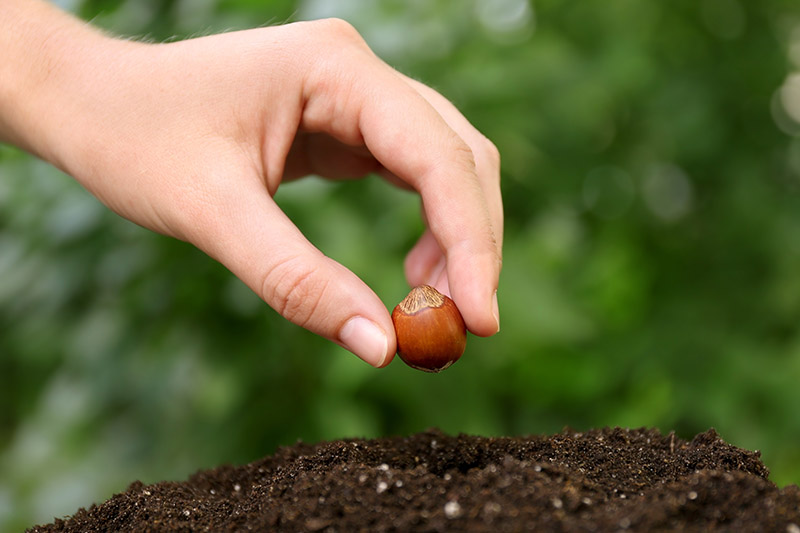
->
xmin=28 ymin=427 xmax=800 ymax=532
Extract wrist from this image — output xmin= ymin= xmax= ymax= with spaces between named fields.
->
xmin=0 ymin=1 xmax=119 ymax=167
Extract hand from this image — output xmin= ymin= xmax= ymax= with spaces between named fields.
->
xmin=1 ymin=3 xmax=502 ymax=367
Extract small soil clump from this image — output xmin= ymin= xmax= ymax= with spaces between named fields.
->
xmin=28 ymin=427 xmax=800 ymax=532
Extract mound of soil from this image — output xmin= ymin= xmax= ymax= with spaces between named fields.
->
xmin=28 ymin=427 xmax=800 ymax=532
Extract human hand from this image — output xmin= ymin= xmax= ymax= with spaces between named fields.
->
xmin=2 ymin=3 xmax=502 ymax=367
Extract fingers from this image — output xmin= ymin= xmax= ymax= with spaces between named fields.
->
xmin=404 ymin=229 xmax=444 ymax=288
xmin=401 ymin=77 xmax=503 ymax=330
xmin=371 ymin=100 xmax=500 ymax=336
xmin=395 ymin=83 xmax=503 ymax=336
xmin=301 ymin=32 xmax=502 ymax=336
xmin=193 ymin=175 xmax=396 ymax=368
xmin=401 ymin=76 xmax=504 ymax=253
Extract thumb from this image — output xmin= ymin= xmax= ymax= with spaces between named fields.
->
xmin=194 ymin=185 xmax=396 ymax=368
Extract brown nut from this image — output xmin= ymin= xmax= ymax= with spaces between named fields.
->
xmin=391 ymin=285 xmax=467 ymax=372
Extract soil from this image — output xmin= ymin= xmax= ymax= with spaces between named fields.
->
xmin=28 ymin=427 xmax=800 ymax=532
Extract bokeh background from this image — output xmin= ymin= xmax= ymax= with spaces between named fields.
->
xmin=3 ymin=0 xmax=800 ymax=529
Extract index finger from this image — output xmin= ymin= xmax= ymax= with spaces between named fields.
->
xmin=302 ymin=45 xmax=501 ymax=336
xmin=366 ymin=86 xmax=500 ymax=336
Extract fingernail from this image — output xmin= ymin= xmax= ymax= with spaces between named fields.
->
xmin=492 ymin=291 xmax=500 ymax=333
xmin=339 ymin=317 xmax=389 ymax=368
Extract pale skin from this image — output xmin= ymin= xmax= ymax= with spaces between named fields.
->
xmin=0 ymin=0 xmax=502 ymax=368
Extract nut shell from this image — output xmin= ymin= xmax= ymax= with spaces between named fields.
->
xmin=391 ymin=285 xmax=467 ymax=372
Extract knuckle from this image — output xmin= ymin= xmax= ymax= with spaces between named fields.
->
xmin=452 ymin=136 xmax=477 ymax=175
xmin=300 ymin=19 xmax=373 ymax=130
xmin=316 ymin=18 xmax=364 ymax=46
xmin=483 ymin=138 xmax=501 ymax=171
xmin=475 ymin=135 xmax=501 ymax=179
xmin=261 ymin=257 xmax=327 ymax=328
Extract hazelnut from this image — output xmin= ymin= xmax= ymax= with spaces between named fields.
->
xmin=391 ymin=285 xmax=467 ymax=372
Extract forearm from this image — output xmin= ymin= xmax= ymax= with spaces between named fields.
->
xmin=0 ymin=0 xmax=109 ymax=165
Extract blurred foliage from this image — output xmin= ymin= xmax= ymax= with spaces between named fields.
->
xmin=3 ymin=0 xmax=800 ymax=529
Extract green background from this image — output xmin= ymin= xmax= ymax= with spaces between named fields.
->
xmin=3 ymin=0 xmax=800 ymax=530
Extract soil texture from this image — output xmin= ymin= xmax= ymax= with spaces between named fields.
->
xmin=28 ymin=427 xmax=800 ymax=532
